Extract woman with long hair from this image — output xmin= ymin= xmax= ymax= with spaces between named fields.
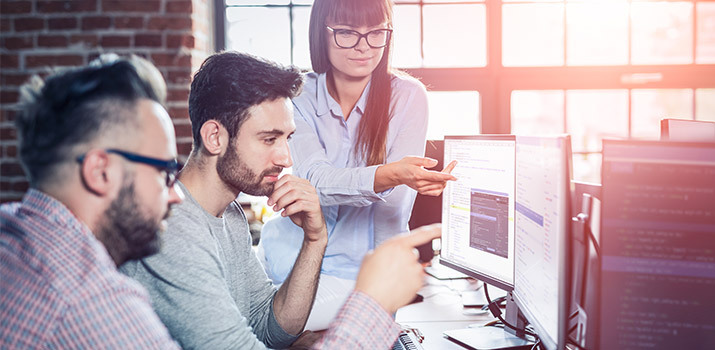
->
xmin=258 ymin=0 xmax=456 ymax=330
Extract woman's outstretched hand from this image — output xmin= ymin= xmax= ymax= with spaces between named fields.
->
xmin=374 ymin=156 xmax=457 ymax=196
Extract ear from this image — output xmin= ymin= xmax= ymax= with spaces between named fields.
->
xmin=79 ymin=150 xmax=115 ymax=196
xmin=200 ymin=120 xmax=227 ymax=155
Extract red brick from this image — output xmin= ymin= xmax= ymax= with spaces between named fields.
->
xmin=11 ymin=180 xmax=29 ymax=192
xmin=135 ymin=34 xmax=162 ymax=47
xmin=0 ymin=127 xmax=16 ymax=140
xmin=166 ymin=34 xmax=195 ymax=49
xmin=81 ymin=16 xmax=111 ymax=30
xmin=1 ymin=1 xmax=32 ymax=14
xmin=169 ymin=107 xmax=189 ymax=119
xmin=166 ymin=0 xmax=192 ymax=14
xmin=167 ymin=88 xmax=190 ymax=103
xmin=173 ymin=123 xmax=192 ymax=138
xmin=151 ymin=53 xmax=192 ymax=68
xmin=38 ymin=35 xmax=68 ymax=48
xmin=14 ymin=17 xmax=44 ymax=31
xmin=0 ymin=181 xmax=10 ymax=192
xmin=5 ymin=145 xmax=18 ymax=157
xmin=1 ymin=19 xmax=11 ymax=32
xmin=147 ymin=17 xmax=191 ymax=31
xmin=1 ymin=54 xmax=20 ymax=69
xmin=166 ymin=69 xmax=192 ymax=84
xmin=0 ymin=195 xmax=24 ymax=204
xmin=1 ymin=110 xmax=17 ymax=123
xmin=37 ymin=0 xmax=96 ymax=13
xmin=102 ymin=0 xmax=160 ymax=12
xmin=0 ymin=91 xmax=19 ymax=104
xmin=0 ymin=163 xmax=24 ymax=177
xmin=176 ymin=141 xmax=192 ymax=157
xmin=100 ymin=35 xmax=131 ymax=48
xmin=115 ymin=17 xmax=144 ymax=29
xmin=25 ymin=55 xmax=83 ymax=68
xmin=1 ymin=36 xmax=33 ymax=50
xmin=0 ymin=72 xmax=30 ymax=86
xmin=47 ymin=17 xmax=78 ymax=30
xmin=70 ymin=34 xmax=99 ymax=47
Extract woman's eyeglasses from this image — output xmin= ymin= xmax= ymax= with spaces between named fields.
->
xmin=326 ymin=26 xmax=393 ymax=49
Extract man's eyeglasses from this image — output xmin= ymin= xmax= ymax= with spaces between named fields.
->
xmin=326 ymin=26 xmax=393 ymax=49
xmin=77 ymin=149 xmax=179 ymax=188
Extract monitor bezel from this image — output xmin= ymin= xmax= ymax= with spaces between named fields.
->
xmin=439 ymin=134 xmax=517 ymax=292
xmin=510 ymin=135 xmax=573 ymax=350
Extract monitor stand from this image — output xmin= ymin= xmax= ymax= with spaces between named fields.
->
xmin=443 ymin=291 xmax=534 ymax=350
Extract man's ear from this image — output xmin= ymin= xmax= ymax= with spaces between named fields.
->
xmin=200 ymin=120 xmax=227 ymax=155
xmin=79 ymin=149 xmax=114 ymax=196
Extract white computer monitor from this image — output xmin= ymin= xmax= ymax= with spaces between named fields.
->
xmin=513 ymin=135 xmax=573 ymax=350
xmin=440 ymin=135 xmax=517 ymax=291
xmin=660 ymin=118 xmax=715 ymax=142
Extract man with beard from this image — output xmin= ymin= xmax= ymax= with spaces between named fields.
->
xmin=120 ymin=51 xmax=442 ymax=349
xmin=0 ymin=56 xmax=183 ymax=348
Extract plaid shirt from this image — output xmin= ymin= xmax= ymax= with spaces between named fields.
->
xmin=0 ymin=189 xmax=179 ymax=349
xmin=314 ymin=291 xmax=401 ymax=349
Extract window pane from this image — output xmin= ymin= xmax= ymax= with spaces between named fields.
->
xmin=567 ymin=90 xmax=628 ymax=152
xmin=567 ymin=2 xmax=628 ymax=66
xmin=696 ymin=89 xmax=715 ymax=122
xmin=511 ymin=90 xmax=564 ymax=135
xmin=423 ymin=4 xmax=487 ymax=67
xmin=503 ymin=4 xmax=564 ymax=67
xmin=696 ymin=3 xmax=715 ymax=64
xmin=631 ymin=2 xmax=693 ymax=65
xmin=573 ymin=153 xmax=601 ymax=184
xmin=631 ymin=89 xmax=693 ymax=139
xmin=426 ymin=91 xmax=480 ymax=140
xmin=292 ymin=6 xmax=311 ymax=68
xmin=226 ymin=7 xmax=291 ymax=65
xmin=393 ymin=5 xmax=422 ymax=68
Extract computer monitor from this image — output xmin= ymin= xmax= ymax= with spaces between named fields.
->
xmin=660 ymin=118 xmax=715 ymax=142
xmin=440 ymin=135 xmax=517 ymax=291
xmin=512 ymin=135 xmax=573 ymax=350
xmin=600 ymin=139 xmax=715 ymax=349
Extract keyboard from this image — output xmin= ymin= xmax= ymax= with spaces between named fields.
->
xmin=392 ymin=329 xmax=425 ymax=350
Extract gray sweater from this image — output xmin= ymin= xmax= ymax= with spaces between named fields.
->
xmin=120 ymin=181 xmax=297 ymax=349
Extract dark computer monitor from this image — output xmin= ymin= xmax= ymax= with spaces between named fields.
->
xmin=569 ymin=181 xmax=602 ymax=349
xmin=512 ymin=135 xmax=573 ymax=350
xmin=660 ymin=118 xmax=715 ymax=141
xmin=600 ymin=139 xmax=715 ymax=349
xmin=440 ymin=135 xmax=517 ymax=291
xmin=410 ymin=140 xmax=444 ymax=262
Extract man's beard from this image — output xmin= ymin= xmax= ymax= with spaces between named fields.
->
xmin=97 ymin=178 xmax=166 ymax=266
xmin=217 ymin=142 xmax=282 ymax=197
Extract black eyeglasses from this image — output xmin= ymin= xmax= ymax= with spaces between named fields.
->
xmin=326 ymin=26 xmax=393 ymax=49
xmin=77 ymin=149 xmax=179 ymax=188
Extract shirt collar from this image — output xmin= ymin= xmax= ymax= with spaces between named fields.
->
xmin=21 ymin=188 xmax=91 ymax=235
xmin=316 ymin=72 xmax=372 ymax=118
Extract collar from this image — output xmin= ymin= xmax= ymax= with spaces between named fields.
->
xmin=316 ymin=72 xmax=372 ymax=118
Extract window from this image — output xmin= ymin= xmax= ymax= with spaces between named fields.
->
xmin=220 ymin=0 xmax=715 ymax=182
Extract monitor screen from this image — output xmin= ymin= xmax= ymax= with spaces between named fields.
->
xmin=660 ymin=118 xmax=715 ymax=142
xmin=440 ymin=135 xmax=516 ymax=290
xmin=600 ymin=140 xmax=715 ymax=349
xmin=512 ymin=135 xmax=572 ymax=350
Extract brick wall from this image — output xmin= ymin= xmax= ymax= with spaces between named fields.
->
xmin=0 ymin=0 xmax=212 ymax=202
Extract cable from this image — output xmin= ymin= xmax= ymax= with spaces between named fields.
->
xmin=483 ymin=284 xmax=537 ymax=338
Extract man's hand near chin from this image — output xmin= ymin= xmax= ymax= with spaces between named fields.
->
xmin=268 ymin=174 xmax=328 ymax=335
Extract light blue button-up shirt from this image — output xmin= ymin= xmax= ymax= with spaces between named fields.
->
xmin=259 ymin=72 xmax=428 ymax=282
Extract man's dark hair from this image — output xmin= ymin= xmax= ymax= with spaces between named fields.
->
xmin=188 ymin=51 xmax=303 ymax=147
xmin=16 ymin=56 xmax=164 ymax=186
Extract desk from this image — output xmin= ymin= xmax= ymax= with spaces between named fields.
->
xmin=396 ymin=276 xmax=502 ymax=349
